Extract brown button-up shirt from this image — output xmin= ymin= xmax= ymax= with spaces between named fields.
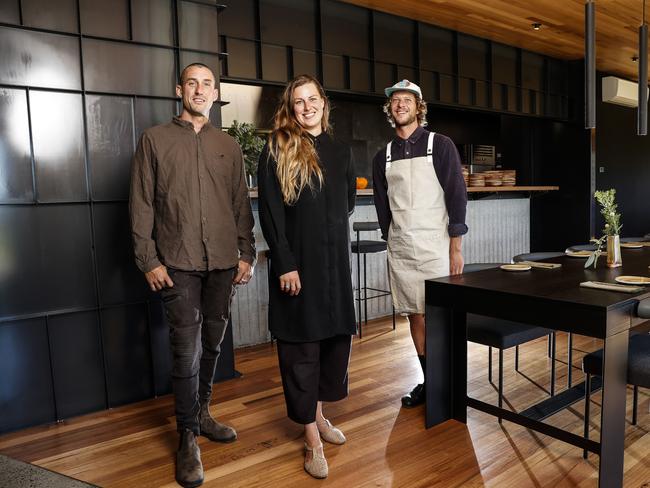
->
xmin=129 ymin=117 xmax=255 ymax=273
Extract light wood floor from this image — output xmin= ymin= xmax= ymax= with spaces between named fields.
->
xmin=1 ymin=317 xmax=649 ymax=487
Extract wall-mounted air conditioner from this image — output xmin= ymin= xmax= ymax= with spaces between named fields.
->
xmin=602 ymin=76 xmax=649 ymax=108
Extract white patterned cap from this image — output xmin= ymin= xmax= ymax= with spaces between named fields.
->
xmin=384 ymin=79 xmax=423 ymax=99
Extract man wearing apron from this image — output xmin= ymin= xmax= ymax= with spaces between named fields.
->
xmin=372 ymin=80 xmax=468 ymax=408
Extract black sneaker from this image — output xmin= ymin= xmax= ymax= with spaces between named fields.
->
xmin=401 ymin=383 xmax=425 ymax=408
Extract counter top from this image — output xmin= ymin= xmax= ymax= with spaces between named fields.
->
xmin=248 ymin=186 xmax=558 ymax=198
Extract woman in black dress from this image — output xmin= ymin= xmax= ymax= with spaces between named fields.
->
xmin=257 ymin=74 xmax=356 ymax=479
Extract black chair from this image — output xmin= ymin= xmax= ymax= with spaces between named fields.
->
xmin=581 ymin=333 xmax=650 ymax=458
xmin=513 ymin=252 xmax=574 ymax=387
xmin=464 ymin=263 xmax=557 ymax=422
xmin=350 ymin=221 xmax=395 ymax=337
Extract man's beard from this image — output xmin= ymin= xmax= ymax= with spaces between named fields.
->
xmin=393 ymin=112 xmax=417 ymax=127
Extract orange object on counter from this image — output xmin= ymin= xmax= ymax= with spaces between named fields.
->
xmin=356 ymin=177 xmax=368 ymax=189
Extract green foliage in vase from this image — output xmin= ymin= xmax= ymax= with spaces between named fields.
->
xmin=585 ymin=189 xmax=622 ymax=269
xmin=227 ymin=120 xmax=265 ymax=177
xmin=594 ymin=189 xmax=622 ymax=236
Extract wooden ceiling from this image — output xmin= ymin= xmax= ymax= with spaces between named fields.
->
xmin=342 ymin=0 xmax=648 ymax=82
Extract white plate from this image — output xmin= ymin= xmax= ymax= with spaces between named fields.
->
xmin=621 ymin=242 xmax=644 ymax=249
xmin=614 ymin=275 xmax=650 ymax=285
xmin=565 ymin=250 xmax=592 ymax=258
xmin=500 ymin=264 xmax=532 ymax=272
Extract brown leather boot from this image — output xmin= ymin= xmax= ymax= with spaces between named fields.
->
xmin=176 ymin=429 xmax=204 ymax=488
xmin=199 ymin=402 xmax=237 ymax=443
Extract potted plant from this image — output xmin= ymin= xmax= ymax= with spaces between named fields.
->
xmin=586 ymin=189 xmax=623 ymax=268
xmin=227 ymin=120 xmax=266 ymax=189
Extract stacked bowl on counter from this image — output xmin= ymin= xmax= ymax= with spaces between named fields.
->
xmin=465 ymin=169 xmax=516 ymax=188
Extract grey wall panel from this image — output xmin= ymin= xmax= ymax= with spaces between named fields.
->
xmin=48 ymin=312 xmax=106 ymax=419
xmin=225 ymin=38 xmax=258 ymax=79
xmin=0 ymin=1 xmax=19 ymax=24
xmin=323 ymin=54 xmax=345 ymax=90
xmin=350 ymin=58 xmax=371 ymax=93
xmin=522 ymin=51 xmax=544 ymax=91
xmin=293 ymin=49 xmax=317 ymax=79
xmin=22 ymin=0 xmax=78 ymax=32
xmin=375 ymin=62 xmax=396 ymax=96
xmin=0 ymin=318 xmax=56 ymax=433
xmin=30 ymin=91 xmax=87 ymax=202
xmin=0 ymin=205 xmax=96 ymax=318
xmin=260 ymin=0 xmax=316 ymax=51
xmin=0 ymin=88 xmax=33 ymax=203
xmin=0 ymin=27 xmax=81 ymax=90
xmin=134 ymin=98 xmax=177 ymax=138
xmin=492 ymin=43 xmax=517 ymax=87
xmin=93 ymin=203 xmax=152 ymax=306
xmin=261 ymin=44 xmax=287 ymax=83
xmin=132 ymin=0 xmax=174 ymax=46
xmin=179 ymin=51 xmax=221 ymax=84
xmin=86 ymin=95 xmax=134 ymax=201
xmin=321 ymin=0 xmax=369 ymax=59
xmin=80 ymin=0 xmax=129 ymax=39
xmin=83 ymin=39 xmax=175 ymax=97
xmin=101 ymin=304 xmax=154 ymax=407
xmin=179 ymin=0 xmax=219 ymax=51
xmin=458 ymin=34 xmax=487 ymax=81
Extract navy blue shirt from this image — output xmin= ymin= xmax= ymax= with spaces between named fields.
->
xmin=372 ymin=126 xmax=468 ymax=240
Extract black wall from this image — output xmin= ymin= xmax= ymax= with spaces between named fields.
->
xmin=595 ymin=73 xmax=650 ymax=237
xmin=0 ymin=0 xmax=233 ymax=434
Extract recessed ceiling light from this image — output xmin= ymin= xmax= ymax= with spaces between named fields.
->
xmin=632 ymin=56 xmax=639 ymax=62
xmin=532 ymin=22 xmax=542 ymax=30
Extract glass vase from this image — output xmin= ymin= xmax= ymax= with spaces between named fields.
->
xmin=606 ymin=234 xmax=622 ymax=268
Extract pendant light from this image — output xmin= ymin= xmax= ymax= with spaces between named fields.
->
xmin=638 ymin=0 xmax=648 ymax=135
xmin=585 ymin=0 xmax=596 ymax=129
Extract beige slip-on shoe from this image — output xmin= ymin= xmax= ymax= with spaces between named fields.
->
xmin=304 ymin=442 xmax=328 ymax=479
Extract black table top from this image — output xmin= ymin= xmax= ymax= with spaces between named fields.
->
xmin=425 ymin=247 xmax=650 ymax=338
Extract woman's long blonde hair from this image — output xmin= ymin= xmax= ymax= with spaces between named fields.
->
xmin=268 ymin=74 xmax=331 ymax=205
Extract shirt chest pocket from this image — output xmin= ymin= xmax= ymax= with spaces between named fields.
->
xmin=205 ymin=153 xmax=232 ymax=182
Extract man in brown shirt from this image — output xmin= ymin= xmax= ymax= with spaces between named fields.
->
xmin=130 ymin=63 xmax=255 ymax=488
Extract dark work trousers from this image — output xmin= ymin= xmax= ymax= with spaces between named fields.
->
xmin=276 ymin=335 xmax=352 ymax=424
xmin=160 ymin=267 xmax=236 ymax=434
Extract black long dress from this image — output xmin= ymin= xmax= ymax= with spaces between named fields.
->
xmin=257 ymin=132 xmax=356 ymax=342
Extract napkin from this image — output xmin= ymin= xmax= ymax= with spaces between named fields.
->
xmin=517 ymin=261 xmax=562 ymax=269
xmin=580 ymin=281 xmax=645 ymax=293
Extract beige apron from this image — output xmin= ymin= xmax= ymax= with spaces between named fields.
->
xmin=385 ymin=132 xmax=450 ymax=314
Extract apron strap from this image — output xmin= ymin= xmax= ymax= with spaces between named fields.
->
xmin=385 ymin=141 xmax=393 ymax=171
xmin=427 ymin=132 xmax=436 ymax=165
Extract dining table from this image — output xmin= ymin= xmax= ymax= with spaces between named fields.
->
xmin=424 ymin=245 xmax=650 ymax=488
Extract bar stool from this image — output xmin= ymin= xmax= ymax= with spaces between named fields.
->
xmin=350 ymin=221 xmax=395 ymax=337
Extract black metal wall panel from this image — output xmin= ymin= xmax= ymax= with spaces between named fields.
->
xmin=179 ymin=0 xmax=219 ymax=51
xmin=323 ymin=54 xmax=345 ymax=90
xmin=94 ymin=203 xmax=152 ymax=306
xmin=261 ymin=44 xmax=287 ymax=83
xmin=0 ymin=318 xmax=56 ymax=432
xmin=522 ymin=51 xmax=544 ymax=91
xmin=101 ymin=304 xmax=154 ymax=407
xmin=82 ymin=39 xmax=175 ymax=97
xmin=148 ymin=299 xmax=172 ymax=395
xmin=419 ymin=24 xmax=454 ymax=74
xmin=48 ymin=311 xmax=106 ymax=419
xmin=179 ymin=51 xmax=221 ymax=84
xmin=30 ymin=90 xmax=87 ymax=202
xmin=293 ymin=49 xmax=318 ymax=79
xmin=492 ymin=43 xmax=517 ymax=87
xmin=132 ymin=0 xmax=174 ymax=46
xmin=86 ymin=95 xmax=134 ymax=201
xmin=224 ymin=38 xmax=258 ymax=79
xmin=134 ymin=97 xmax=177 ymax=138
xmin=0 ymin=88 xmax=33 ymax=203
xmin=22 ymin=0 xmax=78 ymax=32
xmin=375 ymin=62 xmax=396 ymax=95
xmin=458 ymin=34 xmax=487 ymax=81
xmin=218 ymin=0 xmax=256 ymax=39
xmin=350 ymin=59 xmax=371 ymax=93
xmin=373 ymin=12 xmax=414 ymax=67
xmin=0 ymin=1 xmax=19 ymax=24
xmin=260 ymin=0 xmax=316 ymax=51
xmin=321 ymin=0 xmax=369 ymax=59
xmin=0 ymin=205 xmax=96 ymax=318
xmin=79 ymin=0 xmax=129 ymax=39
xmin=0 ymin=27 xmax=81 ymax=90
